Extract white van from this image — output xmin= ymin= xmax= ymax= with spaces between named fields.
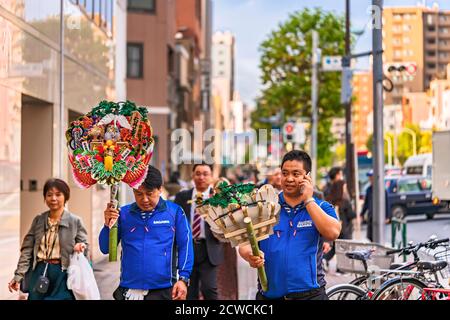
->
xmin=403 ymin=153 xmax=432 ymax=177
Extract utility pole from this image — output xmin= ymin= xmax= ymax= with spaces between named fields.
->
xmin=372 ymin=0 xmax=385 ymax=244
xmin=59 ymin=0 xmax=65 ymax=178
xmin=311 ymin=30 xmax=319 ymax=183
xmin=344 ymin=0 xmax=357 ymax=203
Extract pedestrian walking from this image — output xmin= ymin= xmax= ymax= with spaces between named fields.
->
xmin=239 ymin=150 xmax=341 ymax=300
xmin=360 ymin=170 xmax=390 ymax=242
xmin=174 ymin=162 xmax=224 ymax=300
xmin=326 ymin=167 xmax=355 ymax=240
xmin=267 ymin=167 xmax=282 ymax=193
xmin=8 ymin=178 xmax=89 ymax=300
xmin=165 ymin=172 xmax=183 ymax=201
xmin=99 ymin=165 xmax=193 ymax=300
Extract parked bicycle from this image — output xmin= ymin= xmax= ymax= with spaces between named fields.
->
xmin=327 ymin=237 xmax=449 ymax=300
xmin=372 ymin=238 xmax=450 ymax=300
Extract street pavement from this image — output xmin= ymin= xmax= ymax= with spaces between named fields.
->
xmin=93 ymin=256 xmax=120 ymax=300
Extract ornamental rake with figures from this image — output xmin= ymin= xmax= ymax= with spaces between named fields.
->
xmin=66 ymin=100 xmax=154 ymax=262
xmin=196 ymin=182 xmax=281 ymax=292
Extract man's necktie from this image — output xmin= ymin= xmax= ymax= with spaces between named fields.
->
xmin=192 ymin=192 xmax=204 ymax=239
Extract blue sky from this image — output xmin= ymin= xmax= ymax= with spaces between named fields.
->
xmin=213 ymin=0 xmax=450 ymax=106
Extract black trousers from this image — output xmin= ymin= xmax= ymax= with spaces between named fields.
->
xmin=256 ymin=286 xmax=329 ymax=300
xmin=187 ymin=240 xmax=218 ymax=300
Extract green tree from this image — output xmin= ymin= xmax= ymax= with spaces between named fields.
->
xmin=252 ymin=8 xmax=346 ymax=169
xmin=419 ymin=130 xmax=432 ymax=154
xmin=334 ymin=143 xmax=346 ymax=164
xmin=397 ymin=124 xmax=421 ymax=165
xmin=366 ymin=132 xmax=395 ymax=165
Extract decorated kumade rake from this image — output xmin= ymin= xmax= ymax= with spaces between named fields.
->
xmin=197 ymin=182 xmax=281 ymax=292
xmin=66 ymin=100 xmax=154 ymax=261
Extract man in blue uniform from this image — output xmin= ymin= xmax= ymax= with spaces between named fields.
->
xmin=99 ymin=165 xmax=194 ymax=300
xmin=239 ymin=150 xmax=341 ymax=300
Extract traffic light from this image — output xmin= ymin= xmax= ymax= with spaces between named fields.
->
xmin=384 ymin=62 xmax=417 ymax=82
xmin=283 ymin=122 xmax=295 ymax=143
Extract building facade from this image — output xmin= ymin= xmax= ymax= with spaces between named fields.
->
xmin=212 ymin=31 xmax=235 ymax=168
xmin=174 ymin=0 xmax=213 ymax=179
xmin=126 ymin=0 xmax=176 ymax=180
xmin=0 ymin=0 xmax=125 ymax=299
xmin=383 ymin=5 xmax=450 ymax=105
xmin=352 ymin=71 xmax=373 ymax=151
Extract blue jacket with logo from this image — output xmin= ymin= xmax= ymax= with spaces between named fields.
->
xmin=258 ymin=193 xmax=338 ymax=299
xmin=99 ymin=197 xmax=194 ymax=290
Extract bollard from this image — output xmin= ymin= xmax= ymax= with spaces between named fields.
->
xmin=391 ymin=217 xmax=407 ymax=262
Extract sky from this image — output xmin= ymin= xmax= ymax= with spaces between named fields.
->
xmin=213 ymin=0 xmax=450 ymax=106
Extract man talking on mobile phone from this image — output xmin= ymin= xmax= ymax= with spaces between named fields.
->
xmin=238 ymin=150 xmax=341 ymax=300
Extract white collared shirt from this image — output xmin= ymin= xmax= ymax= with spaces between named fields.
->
xmin=190 ymin=186 xmax=212 ymax=239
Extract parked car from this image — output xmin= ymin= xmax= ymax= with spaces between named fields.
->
xmin=403 ymin=153 xmax=432 ymax=177
xmin=386 ymin=175 xmax=446 ymax=220
xmin=360 ymin=175 xmax=445 ymax=220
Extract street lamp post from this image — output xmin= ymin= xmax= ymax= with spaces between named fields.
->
xmin=311 ymin=30 xmax=319 ymax=183
xmin=384 ymin=136 xmax=393 ymax=167
xmin=372 ymin=0 xmax=385 ymax=244
xmin=402 ymin=127 xmax=417 ymax=156
xmin=344 ymin=0 xmax=357 ymax=204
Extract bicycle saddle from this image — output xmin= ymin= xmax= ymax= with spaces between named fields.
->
xmin=345 ymin=249 xmax=372 ymax=261
xmin=416 ymin=260 xmax=448 ymax=272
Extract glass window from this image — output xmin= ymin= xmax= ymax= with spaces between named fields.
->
xmin=106 ymin=0 xmax=113 ymax=34
xmin=128 ymin=0 xmax=156 ymax=13
xmin=93 ymin=0 xmax=101 ymax=26
xmin=168 ymin=46 xmax=174 ymax=75
xmin=101 ymin=0 xmax=107 ymax=28
xmin=85 ymin=0 xmax=93 ymax=18
xmin=398 ymin=179 xmax=421 ymax=193
xmin=127 ymin=43 xmax=144 ymax=78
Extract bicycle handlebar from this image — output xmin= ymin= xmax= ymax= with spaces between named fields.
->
xmin=429 ymin=238 xmax=449 ymax=247
xmin=386 ymin=238 xmax=449 ymax=256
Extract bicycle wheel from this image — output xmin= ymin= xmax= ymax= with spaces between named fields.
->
xmin=350 ymin=276 xmax=370 ymax=291
xmin=371 ymin=277 xmax=428 ymax=300
xmin=326 ymin=284 xmax=367 ymax=300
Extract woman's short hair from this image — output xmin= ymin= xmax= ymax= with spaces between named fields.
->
xmin=43 ymin=178 xmax=71 ymax=203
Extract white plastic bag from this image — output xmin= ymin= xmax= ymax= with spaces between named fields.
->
xmin=67 ymin=252 xmax=101 ymax=300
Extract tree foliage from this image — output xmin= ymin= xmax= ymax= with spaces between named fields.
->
xmin=366 ymin=123 xmax=433 ymax=166
xmin=252 ymin=8 xmax=346 ymax=169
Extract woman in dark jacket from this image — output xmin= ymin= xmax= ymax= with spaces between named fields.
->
xmin=7 ymin=178 xmax=89 ymax=300
xmin=327 ymin=180 xmax=355 ymax=240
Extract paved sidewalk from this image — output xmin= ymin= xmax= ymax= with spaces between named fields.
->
xmin=93 ymin=256 xmax=121 ymax=300
xmin=93 ymin=253 xmax=354 ymax=300
xmin=324 ymin=256 xmax=354 ymax=288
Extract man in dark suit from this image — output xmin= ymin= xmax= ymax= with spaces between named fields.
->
xmin=174 ymin=163 xmax=224 ymax=300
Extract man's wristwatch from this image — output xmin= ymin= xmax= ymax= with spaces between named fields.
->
xmin=179 ymin=276 xmax=190 ymax=287
xmin=304 ymin=198 xmax=315 ymax=206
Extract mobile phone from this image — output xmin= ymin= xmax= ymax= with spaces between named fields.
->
xmin=300 ymin=171 xmax=311 ymax=194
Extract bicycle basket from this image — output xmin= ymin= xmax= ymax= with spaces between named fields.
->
xmin=335 ymin=240 xmax=394 ymax=274
xmin=419 ymin=246 xmax=450 ymax=281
